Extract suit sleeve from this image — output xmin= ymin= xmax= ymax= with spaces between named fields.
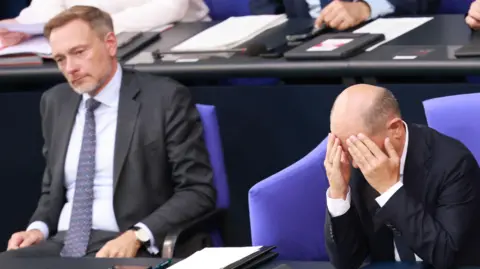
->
xmin=140 ymin=82 xmax=216 ymax=244
xmin=375 ymin=154 xmax=480 ymax=269
xmin=386 ymin=0 xmax=440 ymax=15
xmin=325 ymin=204 xmax=369 ymax=269
xmin=28 ymin=91 xmax=57 ymax=235
xmin=249 ymin=0 xmax=284 ymax=15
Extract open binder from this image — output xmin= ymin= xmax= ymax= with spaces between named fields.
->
xmin=167 ymin=246 xmax=277 ymax=269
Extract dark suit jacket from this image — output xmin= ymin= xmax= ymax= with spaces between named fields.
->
xmin=250 ymin=0 xmax=441 ymax=18
xmin=30 ymin=70 xmax=216 ymax=246
xmin=325 ymin=124 xmax=480 ymax=269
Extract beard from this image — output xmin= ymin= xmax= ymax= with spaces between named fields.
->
xmin=70 ymin=65 xmax=112 ymax=95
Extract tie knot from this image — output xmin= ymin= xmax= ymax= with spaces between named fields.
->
xmin=85 ymin=98 xmax=101 ymax=112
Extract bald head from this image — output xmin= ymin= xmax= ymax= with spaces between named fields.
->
xmin=331 ymin=84 xmax=401 ymax=134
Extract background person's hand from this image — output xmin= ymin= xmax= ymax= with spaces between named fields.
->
xmin=7 ymin=230 xmax=44 ymax=250
xmin=466 ymin=0 xmax=480 ymax=30
xmin=0 ymin=31 xmax=30 ymax=48
xmin=324 ymin=133 xmax=351 ymax=199
xmin=315 ymin=1 xmax=371 ymax=30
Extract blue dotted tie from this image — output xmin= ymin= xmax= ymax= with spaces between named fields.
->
xmin=60 ymin=98 xmax=101 ymax=257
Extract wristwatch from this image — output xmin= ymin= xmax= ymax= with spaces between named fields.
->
xmin=132 ymin=227 xmax=150 ymax=246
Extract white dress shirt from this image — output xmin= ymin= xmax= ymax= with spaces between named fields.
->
xmin=28 ymin=64 xmax=159 ymax=254
xmin=15 ymin=0 xmax=210 ymax=33
xmin=326 ymin=123 xmax=422 ymax=262
xmin=305 ymin=0 xmax=395 ymax=21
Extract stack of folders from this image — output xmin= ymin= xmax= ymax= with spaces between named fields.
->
xmin=167 ymin=246 xmax=277 ymax=269
xmin=171 ymin=15 xmax=287 ymax=52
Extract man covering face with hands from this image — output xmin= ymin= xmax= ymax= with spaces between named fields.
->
xmin=324 ymin=84 xmax=480 ymax=269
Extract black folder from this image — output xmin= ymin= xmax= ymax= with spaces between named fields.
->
xmin=117 ymin=32 xmax=161 ymax=61
xmin=454 ymin=30 xmax=480 ymax=58
xmin=284 ymin=32 xmax=384 ymax=60
xmin=224 ymin=246 xmax=277 ymax=269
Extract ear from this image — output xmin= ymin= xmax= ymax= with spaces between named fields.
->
xmin=104 ymin=32 xmax=117 ymax=57
xmin=386 ymin=118 xmax=404 ymax=139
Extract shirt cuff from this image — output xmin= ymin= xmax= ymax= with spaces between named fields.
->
xmin=326 ymin=187 xmax=351 ymax=217
xmin=375 ymin=181 xmax=403 ymax=207
xmin=26 ymin=221 xmax=49 ymax=240
xmin=362 ymin=0 xmax=395 ymax=20
xmin=135 ymin=223 xmax=159 ymax=255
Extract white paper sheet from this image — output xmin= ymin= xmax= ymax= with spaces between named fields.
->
xmin=0 ymin=36 xmax=51 ymax=56
xmin=167 ymin=247 xmax=262 ymax=269
xmin=0 ymin=23 xmax=45 ymax=35
xmin=354 ymin=17 xmax=433 ymax=51
xmin=171 ymin=15 xmax=287 ymax=51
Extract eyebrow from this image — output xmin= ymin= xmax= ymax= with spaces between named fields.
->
xmin=53 ymin=44 xmax=89 ymax=59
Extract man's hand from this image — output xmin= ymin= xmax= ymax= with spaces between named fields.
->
xmin=315 ymin=1 xmax=371 ymax=30
xmin=466 ymin=1 xmax=480 ymax=30
xmin=7 ymin=230 xmax=44 ymax=250
xmin=324 ymin=133 xmax=351 ymax=199
xmin=347 ymin=134 xmax=400 ymax=194
xmin=96 ymin=230 xmax=141 ymax=258
xmin=0 ymin=30 xmax=30 ymax=48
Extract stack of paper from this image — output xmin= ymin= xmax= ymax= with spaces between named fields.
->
xmin=167 ymin=247 xmax=262 ymax=269
xmin=354 ymin=17 xmax=433 ymax=51
xmin=0 ymin=23 xmax=45 ymax=36
xmin=0 ymin=36 xmax=51 ymax=57
xmin=171 ymin=15 xmax=287 ymax=51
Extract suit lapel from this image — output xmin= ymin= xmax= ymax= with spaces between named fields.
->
xmin=52 ymin=90 xmax=81 ymax=184
xmin=113 ymin=72 xmax=140 ymax=191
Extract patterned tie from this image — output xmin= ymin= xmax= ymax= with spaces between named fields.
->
xmin=60 ymin=98 xmax=101 ymax=257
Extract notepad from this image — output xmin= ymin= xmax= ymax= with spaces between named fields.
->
xmin=171 ymin=15 xmax=288 ymax=51
xmin=168 ymin=247 xmax=262 ymax=269
xmin=354 ymin=17 xmax=433 ymax=51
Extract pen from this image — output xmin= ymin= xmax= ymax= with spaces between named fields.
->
xmin=150 ymin=259 xmax=172 ymax=269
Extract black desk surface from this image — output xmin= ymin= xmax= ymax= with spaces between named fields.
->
xmin=0 ymin=15 xmax=477 ymax=81
xmin=0 ymin=259 xmax=476 ymax=269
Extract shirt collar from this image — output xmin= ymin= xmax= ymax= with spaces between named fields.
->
xmin=82 ymin=63 xmax=122 ymax=108
xmin=399 ymin=121 xmax=409 ymax=177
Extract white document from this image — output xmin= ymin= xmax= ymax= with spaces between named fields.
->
xmin=0 ymin=23 xmax=45 ymax=35
xmin=354 ymin=17 xmax=433 ymax=51
xmin=171 ymin=15 xmax=287 ymax=51
xmin=168 ymin=246 xmax=262 ymax=269
xmin=0 ymin=36 xmax=51 ymax=57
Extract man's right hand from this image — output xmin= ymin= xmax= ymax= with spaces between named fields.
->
xmin=324 ymin=133 xmax=351 ymax=199
xmin=466 ymin=0 xmax=480 ymax=30
xmin=7 ymin=230 xmax=44 ymax=250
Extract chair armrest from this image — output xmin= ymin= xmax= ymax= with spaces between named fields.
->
xmin=161 ymin=209 xmax=224 ymax=258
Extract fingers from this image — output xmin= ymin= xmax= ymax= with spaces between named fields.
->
xmin=96 ymin=247 xmax=109 ymax=258
xmin=326 ymin=133 xmax=334 ymax=163
xmin=19 ymin=234 xmax=38 ymax=248
xmin=7 ymin=233 xmax=24 ymax=251
xmin=347 ymin=136 xmax=375 ymax=164
xmin=466 ymin=16 xmax=480 ymax=30
xmin=384 ymin=137 xmax=399 ymax=162
xmin=357 ymin=133 xmax=384 ymax=158
xmin=470 ymin=1 xmax=480 ymax=21
xmin=347 ymin=138 xmax=369 ymax=171
xmin=332 ymin=144 xmax=342 ymax=170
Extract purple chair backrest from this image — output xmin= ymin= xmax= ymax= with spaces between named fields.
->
xmin=203 ymin=0 xmax=251 ymax=21
xmin=196 ymin=104 xmax=229 ymax=209
xmin=249 ymin=137 xmax=329 ymax=260
xmin=423 ymin=93 xmax=480 ymax=163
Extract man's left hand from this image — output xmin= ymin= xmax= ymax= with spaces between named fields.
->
xmin=347 ymin=133 xmax=400 ymax=193
xmin=315 ymin=1 xmax=371 ymax=30
xmin=96 ymin=230 xmax=141 ymax=258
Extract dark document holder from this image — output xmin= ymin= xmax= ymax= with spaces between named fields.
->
xmin=117 ymin=32 xmax=161 ymax=61
xmin=455 ymin=30 xmax=480 ymax=58
xmin=284 ymin=32 xmax=385 ymax=60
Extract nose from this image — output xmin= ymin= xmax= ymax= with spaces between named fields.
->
xmin=65 ymin=57 xmax=80 ymax=75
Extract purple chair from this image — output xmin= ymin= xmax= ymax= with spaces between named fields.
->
xmin=248 ymin=137 xmax=329 ymax=261
xmin=204 ymin=0 xmax=251 ymax=20
xmin=161 ymin=104 xmax=229 ymax=257
xmin=437 ymin=0 xmax=472 ymax=14
xmin=423 ymin=93 xmax=480 ymax=163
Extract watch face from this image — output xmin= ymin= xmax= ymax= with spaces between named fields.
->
xmin=135 ymin=229 xmax=150 ymax=243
